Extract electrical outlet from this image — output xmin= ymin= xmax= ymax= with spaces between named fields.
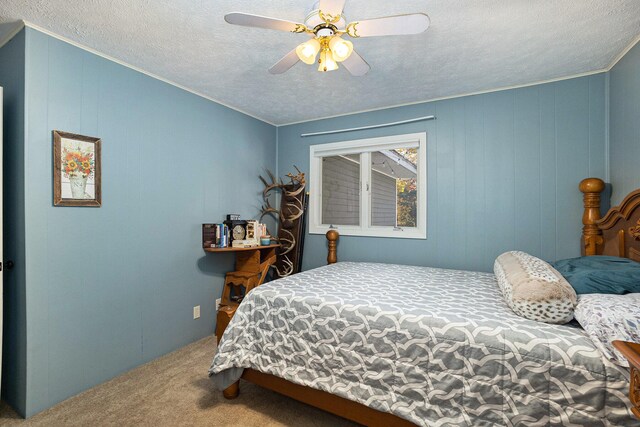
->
xmin=215 ymin=298 xmax=221 ymax=311
xmin=193 ymin=305 xmax=201 ymax=319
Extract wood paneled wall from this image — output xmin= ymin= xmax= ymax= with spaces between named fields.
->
xmin=278 ymin=74 xmax=606 ymax=272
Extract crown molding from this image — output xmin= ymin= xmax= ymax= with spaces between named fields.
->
xmin=0 ymin=20 xmax=25 ymax=50
xmin=277 ymin=68 xmax=608 ymax=127
xmin=21 ymin=21 xmax=277 ymax=127
xmin=606 ymin=32 xmax=640 ymax=71
xmin=4 ymin=20 xmax=637 ymax=128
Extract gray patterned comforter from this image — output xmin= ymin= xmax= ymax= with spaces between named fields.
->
xmin=209 ymin=262 xmax=638 ymax=426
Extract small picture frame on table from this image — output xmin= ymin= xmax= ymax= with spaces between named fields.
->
xmin=53 ymin=130 xmax=102 ymax=207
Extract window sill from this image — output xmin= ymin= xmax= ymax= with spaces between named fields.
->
xmin=309 ymin=225 xmax=426 ymax=240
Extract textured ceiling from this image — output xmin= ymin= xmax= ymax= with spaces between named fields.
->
xmin=1 ymin=1 xmax=639 ymax=125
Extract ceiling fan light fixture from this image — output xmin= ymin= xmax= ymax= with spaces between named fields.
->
xmin=225 ymin=3 xmax=429 ymax=76
xmin=318 ymin=49 xmax=338 ymax=72
xmin=296 ymin=38 xmax=321 ymax=64
xmin=329 ymin=36 xmax=353 ymax=62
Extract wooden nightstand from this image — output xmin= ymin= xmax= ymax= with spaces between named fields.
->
xmin=612 ymin=341 xmax=640 ymax=418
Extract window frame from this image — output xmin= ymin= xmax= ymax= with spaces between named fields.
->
xmin=309 ymin=132 xmax=427 ymax=239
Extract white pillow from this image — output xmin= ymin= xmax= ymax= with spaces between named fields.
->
xmin=494 ymin=251 xmax=577 ymax=324
xmin=574 ymin=293 xmax=640 ymax=367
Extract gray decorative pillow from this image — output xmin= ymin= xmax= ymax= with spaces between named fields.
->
xmin=574 ymin=293 xmax=640 ymax=367
xmin=494 ymin=251 xmax=577 ymax=324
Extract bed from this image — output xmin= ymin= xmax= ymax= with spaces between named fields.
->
xmin=208 ymin=178 xmax=640 ymax=426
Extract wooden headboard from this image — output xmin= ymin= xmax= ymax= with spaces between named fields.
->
xmin=580 ymin=177 xmax=640 ymax=262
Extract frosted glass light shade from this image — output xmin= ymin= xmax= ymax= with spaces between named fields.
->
xmin=329 ymin=36 xmax=353 ymax=62
xmin=296 ymin=39 xmax=321 ymax=64
xmin=318 ymin=50 xmax=339 ymax=72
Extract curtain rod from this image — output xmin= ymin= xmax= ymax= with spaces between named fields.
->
xmin=300 ymin=115 xmax=436 ymax=138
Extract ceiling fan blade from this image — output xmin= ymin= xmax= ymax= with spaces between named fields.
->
xmin=346 ymin=13 xmax=430 ymax=38
xmin=318 ymin=0 xmax=347 ymax=19
xmin=225 ymin=13 xmax=307 ymax=33
xmin=342 ymin=50 xmax=370 ymax=76
xmin=269 ymin=49 xmax=300 ymax=74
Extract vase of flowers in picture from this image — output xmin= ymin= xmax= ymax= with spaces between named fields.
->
xmin=62 ymin=147 xmax=94 ymax=199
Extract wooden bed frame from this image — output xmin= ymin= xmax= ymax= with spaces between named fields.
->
xmin=220 ymin=178 xmax=640 ymax=426
xmin=580 ymin=178 xmax=640 ymax=419
xmin=580 ymin=178 xmax=640 ymax=260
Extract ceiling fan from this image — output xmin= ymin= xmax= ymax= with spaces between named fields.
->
xmin=224 ymin=1 xmax=430 ymax=76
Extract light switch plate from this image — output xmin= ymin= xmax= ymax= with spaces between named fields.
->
xmin=193 ymin=305 xmax=201 ymax=319
xmin=215 ymin=298 xmax=221 ymax=311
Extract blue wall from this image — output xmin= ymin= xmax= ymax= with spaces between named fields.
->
xmin=278 ymin=75 xmax=607 ymax=272
xmin=6 ymin=28 xmax=277 ymax=417
xmin=0 ymin=29 xmax=27 ymax=415
xmin=609 ymin=41 xmax=640 ymax=205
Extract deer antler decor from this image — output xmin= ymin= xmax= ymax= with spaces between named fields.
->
xmin=259 ymin=167 xmax=308 ymax=278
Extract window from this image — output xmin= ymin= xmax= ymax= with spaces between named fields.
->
xmin=309 ymin=132 xmax=426 ymax=239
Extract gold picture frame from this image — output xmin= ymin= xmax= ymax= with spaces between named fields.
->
xmin=53 ymin=130 xmax=102 ymax=207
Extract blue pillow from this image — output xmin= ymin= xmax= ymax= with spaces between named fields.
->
xmin=551 ymin=256 xmax=640 ymax=295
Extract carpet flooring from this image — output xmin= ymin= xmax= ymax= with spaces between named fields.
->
xmin=0 ymin=336 xmax=357 ymax=426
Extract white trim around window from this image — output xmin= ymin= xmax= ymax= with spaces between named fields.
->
xmin=309 ymin=132 xmax=427 ymax=239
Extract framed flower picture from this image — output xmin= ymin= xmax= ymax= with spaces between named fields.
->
xmin=53 ymin=130 xmax=102 ymax=207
